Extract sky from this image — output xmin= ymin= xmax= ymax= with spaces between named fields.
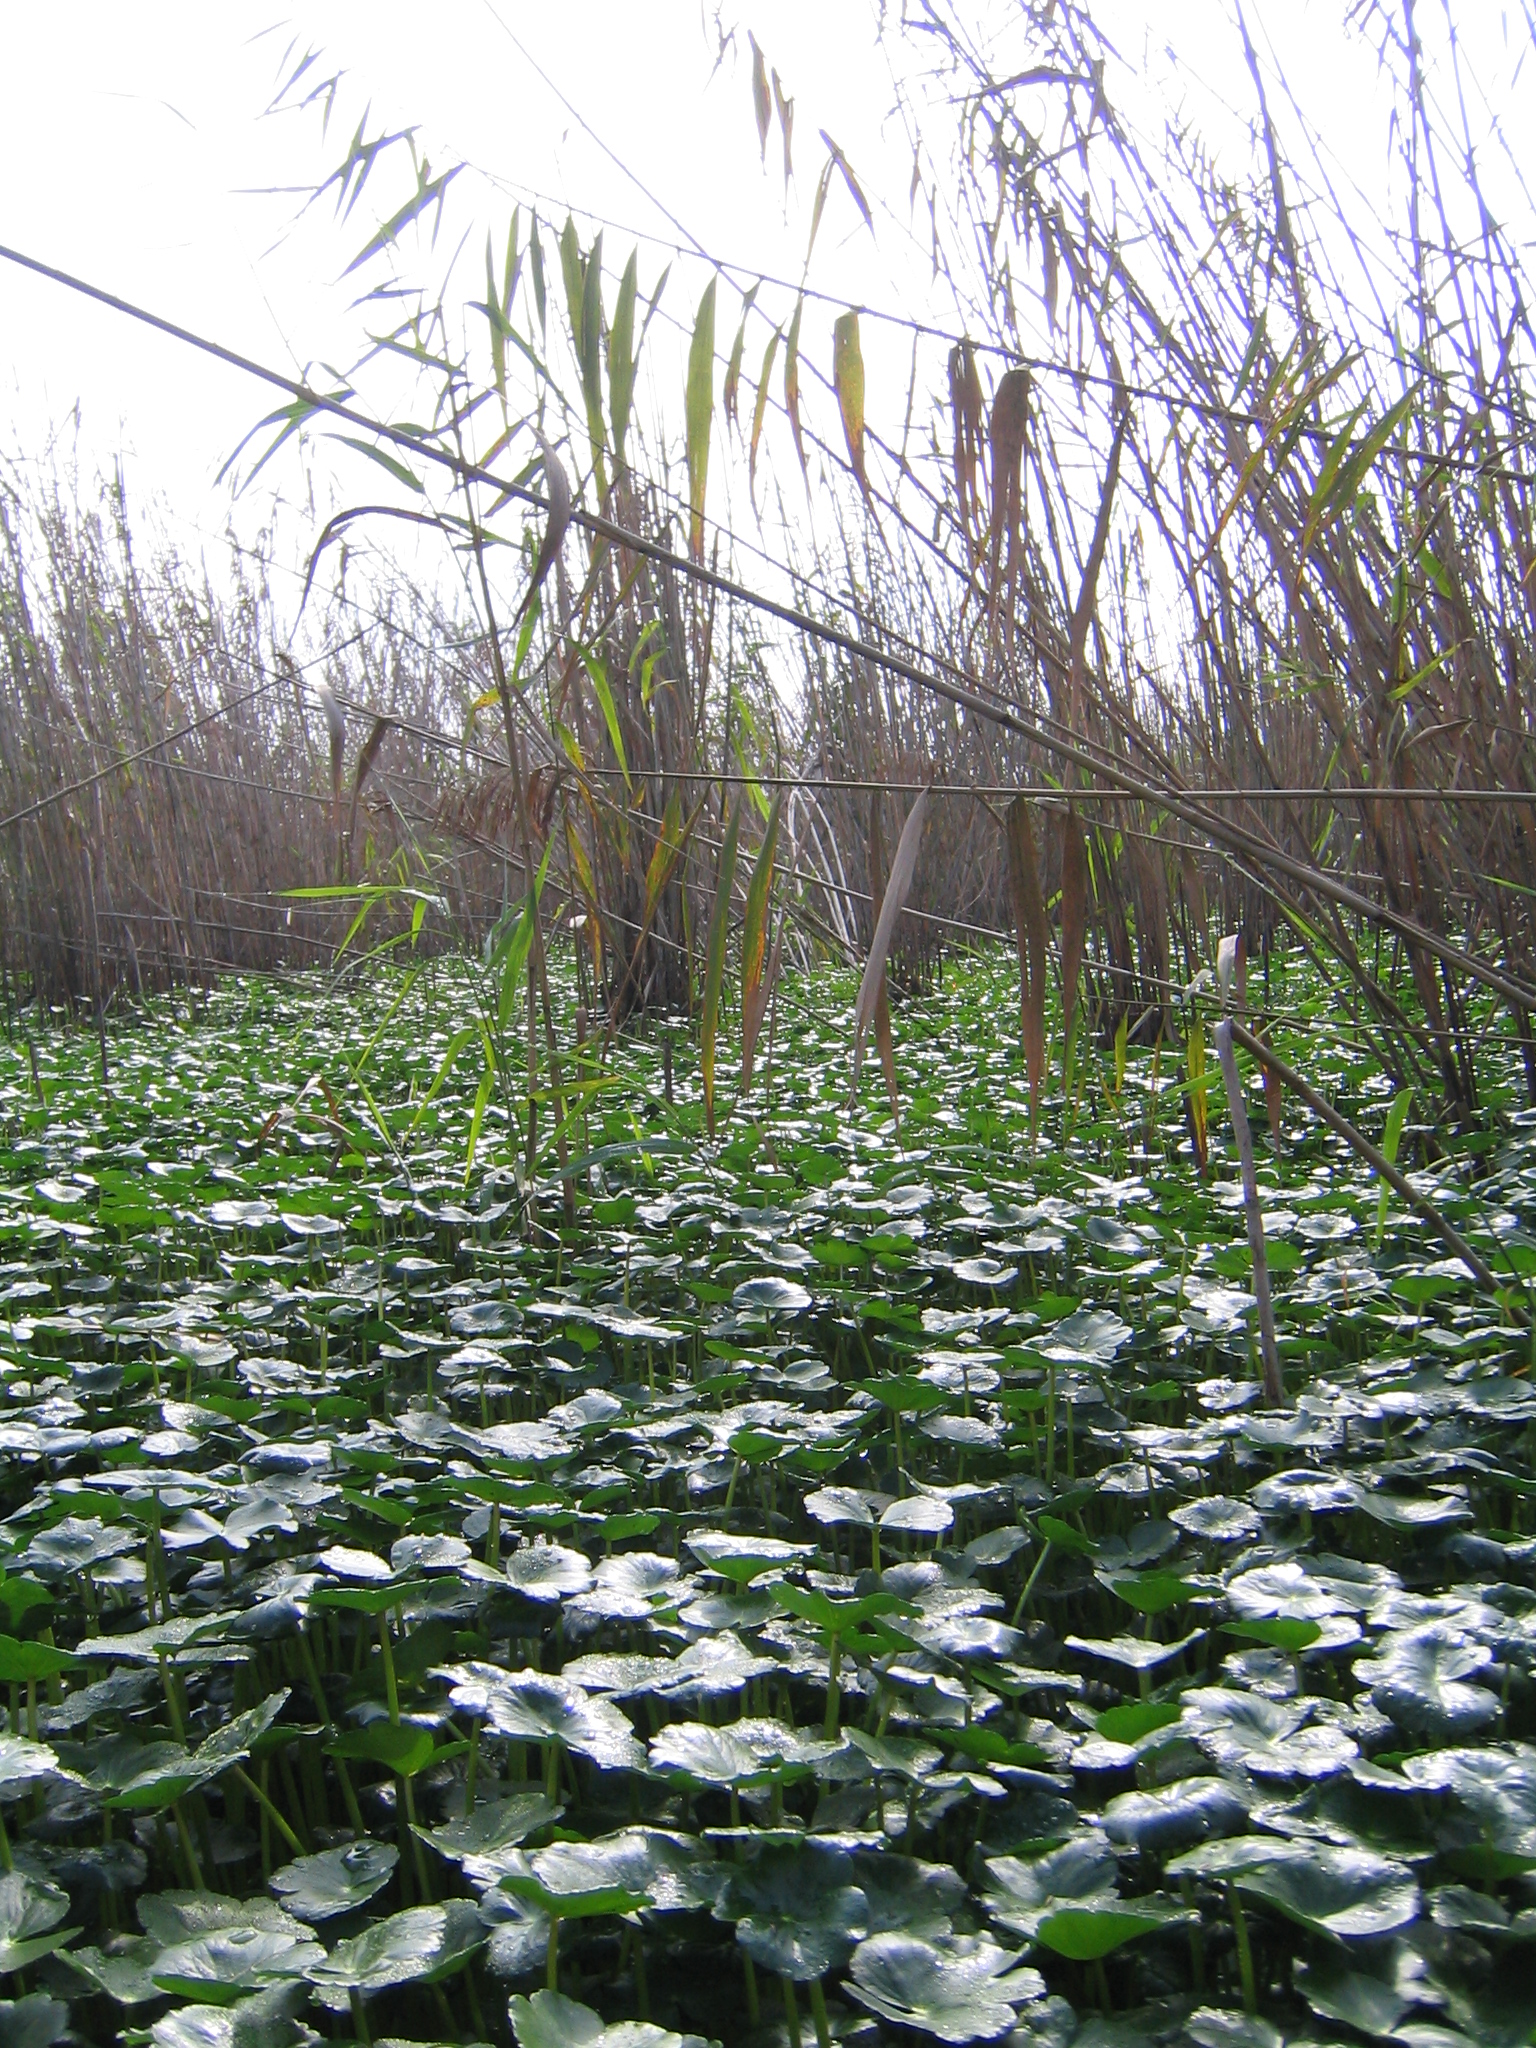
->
xmin=0 ymin=3 xmax=908 ymax=602
xmin=0 ymin=2 xmax=1528 ymax=649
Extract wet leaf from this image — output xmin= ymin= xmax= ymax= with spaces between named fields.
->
xmin=846 ymin=1932 xmax=1044 ymax=2043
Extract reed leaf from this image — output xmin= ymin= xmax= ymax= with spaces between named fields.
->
xmin=686 ymin=278 xmax=718 ymax=561
xmin=723 ymin=283 xmax=759 ymax=435
xmin=1187 ymin=1012 xmax=1209 ymax=1174
xmin=853 ymin=784 xmax=930 ymax=1092
xmin=750 ymin=327 xmax=781 ymax=503
xmin=833 ymin=311 xmax=867 ymax=498
xmin=784 ymin=295 xmax=807 ymax=478
xmin=515 ymin=435 xmax=572 ymax=627
xmin=772 ymin=67 xmax=794 ymax=193
xmin=608 ymin=250 xmax=638 ymax=467
xmin=644 ymin=790 xmax=687 ymax=929
xmin=749 ymin=34 xmax=771 ymax=162
xmin=987 ymin=368 xmax=1029 ymax=627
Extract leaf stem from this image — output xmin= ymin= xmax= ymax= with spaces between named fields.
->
xmin=808 ymin=1976 xmax=833 ymax=2048
xmin=1012 ymin=1540 xmax=1052 ymax=1624
xmin=172 ymin=1799 xmax=205 ymax=1889
xmin=781 ymin=1974 xmax=802 ymax=2048
xmin=1227 ymin=1880 xmax=1257 ymax=2015
xmin=231 ymin=1764 xmax=303 ymax=1857
xmin=823 ymin=1634 xmax=843 ymax=1741
xmin=377 ymin=1614 xmax=400 ymax=1722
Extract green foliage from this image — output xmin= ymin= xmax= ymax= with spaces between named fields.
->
xmin=0 ymin=949 xmax=1532 ymax=2044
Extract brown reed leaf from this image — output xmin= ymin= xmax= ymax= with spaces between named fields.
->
xmin=315 ymin=679 xmax=345 ymax=801
xmin=987 ymin=367 xmax=1030 ymax=632
xmin=345 ymin=715 xmax=391 ymax=877
xmin=772 ymin=67 xmax=794 ymax=195
xmin=853 ymin=784 xmax=930 ymax=1093
xmin=748 ymin=34 xmax=772 ymax=163
xmin=785 ymin=296 xmax=807 ymax=479
xmin=1180 ymin=849 xmax=1208 ymax=958
xmin=515 ymin=433 xmax=572 ymax=626
xmin=948 ymin=340 xmax=985 ymax=568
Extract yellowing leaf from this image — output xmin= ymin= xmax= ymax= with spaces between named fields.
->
xmin=565 ymin=817 xmax=601 ymax=978
xmin=724 ymin=283 xmax=759 ymax=436
xmin=750 ymin=326 xmax=782 ymax=503
xmin=805 ymin=159 xmax=834 ymax=272
xmin=578 ymin=646 xmax=630 ymax=793
xmin=749 ymin=34 xmax=772 ymax=162
xmin=609 ymin=249 xmax=639 ymax=466
xmin=853 ymin=786 xmax=930 ymax=1093
xmin=833 ymin=309 xmax=867 ymax=497
xmin=644 ymin=789 xmax=686 ymax=927
xmin=686 ymin=277 xmax=718 ymax=560
xmin=772 ymin=69 xmax=794 ymax=194
xmin=1187 ymin=1014 xmax=1209 ymax=1173
xmin=785 ymin=295 xmax=807 ymax=479
xmin=818 ymin=130 xmax=874 ymax=235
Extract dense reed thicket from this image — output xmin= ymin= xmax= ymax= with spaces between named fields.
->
xmin=0 ymin=466 xmax=556 ymax=1010
xmin=3 ymin=0 xmax=1535 ymax=1146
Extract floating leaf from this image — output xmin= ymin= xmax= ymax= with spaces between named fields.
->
xmin=730 ymin=1275 xmax=810 ymax=1316
xmin=1235 ymin=1846 xmax=1419 ymax=1940
xmin=1035 ymin=1903 xmax=1186 ymax=1962
xmin=306 ymin=1901 xmax=484 ymax=2007
xmin=0 ymin=1873 xmax=75 ymax=1974
xmin=511 ymin=1987 xmax=708 ymax=2048
xmin=270 ymin=1841 xmax=398 ymax=1922
xmin=1354 ymin=1627 xmax=1500 ymax=1742
xmin=846 ymin=1933 xmax=1044 ymax=2043
xmin=715 ymin=1842 xmax=866 ymax=1979
xmin=152 ymin=1925 xmax=323 ymax=2005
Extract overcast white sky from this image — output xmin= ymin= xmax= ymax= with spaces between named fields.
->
xmin=0 ymin=2 xmax=1527 ymax=643
xmin=1 ymin=5 xmax=908 ymax=583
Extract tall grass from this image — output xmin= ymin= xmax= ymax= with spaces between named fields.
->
xmin=5 ymin=2 xmax=1536 ymax=1157
xmin=0 ymin=463 xmax=539 ymax=1010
